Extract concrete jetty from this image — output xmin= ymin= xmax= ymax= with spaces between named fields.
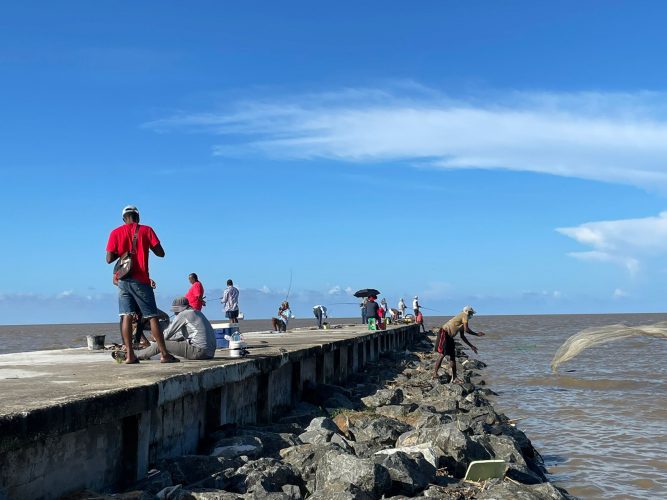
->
xmin=0 ymin=323 xmax=416 ymax=499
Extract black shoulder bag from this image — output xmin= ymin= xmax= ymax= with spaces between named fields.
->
xmin=113 ymin=224 xmax=140 ymax=284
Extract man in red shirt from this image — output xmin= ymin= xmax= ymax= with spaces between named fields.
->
xmin=106 ymin=205 xmax=178 ymax=364
xmin=185 ymin=273 xmax=205 ymax=311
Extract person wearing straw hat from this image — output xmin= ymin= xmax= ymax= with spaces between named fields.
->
xmin=433 ymin=306 xmax=485 ymax=383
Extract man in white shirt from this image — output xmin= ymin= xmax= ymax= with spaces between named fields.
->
xmin=413 ymin=296 xmax=420 ymax=316
xmin=313 ymin=305 xmax=328 ymax=329
xmin=221 ymin=279 xmax=240 ymax=324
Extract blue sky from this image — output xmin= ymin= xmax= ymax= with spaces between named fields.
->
xmin=3 ymin=1 xmax=667 ymax=324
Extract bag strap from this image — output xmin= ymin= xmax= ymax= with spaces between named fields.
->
xmin=130 ymin=224 xmax=140 ymax=255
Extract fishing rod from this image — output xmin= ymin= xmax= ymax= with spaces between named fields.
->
xmin=285 ymin=269 xmax=293 ymax=302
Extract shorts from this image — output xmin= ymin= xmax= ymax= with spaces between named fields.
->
xmin=436 ymin=328 xmax=456 ymax=360
xmin=118 ymin=279 xmax=159 ymax=318
xmin=225 ymin=309 xmax=239 ymax=319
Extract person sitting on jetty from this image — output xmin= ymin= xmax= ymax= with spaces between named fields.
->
xmin=365 ymin=295 xmax=381 ymax=326
xmin=121 ymin=309 xmax=170 ymax=348
xmin=116 ymin=297 xmax=216 ymax=361
xmin=272 ymin=301 xmax=293 ymax=332
xmin=106 ymin=205 xmax=178 ymax=364
xmin=398 ymin=298 xmax=406 ymax=318
xmin=313 ymin=304 xmax=328 ymax=329
xmin=185 ymin=273 xmax=206 ymax=311
xmin=433 ymin=306 xmax=485 ymax=383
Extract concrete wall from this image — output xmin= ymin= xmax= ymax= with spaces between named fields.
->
xmin=0 ymin=325 xmax=416 ymax=500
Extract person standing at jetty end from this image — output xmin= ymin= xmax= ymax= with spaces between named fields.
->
xmin=313 ymin=304 xmax=328 ymax=329
xmin=222 ymin=279 xmax=240 ymax=323
xmin=398 ymin=298 xmax=406 ymax=318
xmin=433 ymin=306 xmax=485 ymax=383
xmin=185 ymin=273 xmax=205 ymax=311
xmin=130 ymin=297 xmax=216 ymax=361
xmin=416 ymin=309 xmax=426 ymax=333
xmin=412 ymin=296 xmax=421 ymax=316
xmin=106 ymin=205 xmax=178 ymax=364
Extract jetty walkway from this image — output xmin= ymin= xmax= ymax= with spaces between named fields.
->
xmin=0 ymin=323 xmax=416 ymax=499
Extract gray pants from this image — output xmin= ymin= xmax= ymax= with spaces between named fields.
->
xmin=314 ymin=309 xmax=323 ymax=328
xmin=136 ymin=341 xmax=212 ymax=360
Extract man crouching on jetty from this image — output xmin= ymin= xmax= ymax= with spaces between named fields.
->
xmin=433 ymin=306 xmax=485 ymax=383
xmin=132 ymin=297 xmax=216 ymax=361
xmin=106 ymin=205 xmax=178 ymax=364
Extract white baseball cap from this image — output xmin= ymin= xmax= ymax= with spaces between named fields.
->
xmin=122 ymin=205 xmax=139 ymax=217
xmin=463 ymin=305 xmax=476 ymax=315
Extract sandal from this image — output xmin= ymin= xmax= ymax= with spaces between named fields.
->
xmin=111 ymin=350 xmax=127 ymax=364
xmin=161 ymin=355 xmax=180 ymax=363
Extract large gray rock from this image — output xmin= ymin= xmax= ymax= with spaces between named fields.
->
xmin=472 ymin=434 xmax=527 ymax=466
xmin=238 ymin=430 xmax=300 ymax=456
xmin=349 ymin=416 xmax=411 ymax=447
xmin=506 ymin=464 xmax=547 ymax=485
xmin=157 ymin=456 xmax=239 ymax=486
xmin=360 ymin=388 xmax=404 ymax=408
xmin=211 ymin=436 xmax=264 ymax=459
xmin=478 ymin=480 xmax=569 ymax=499
xmin=323 ymin=392 xmax=358 ymax=411
xmin=374 ymin=405 xmax=413 ymax=419
xmin=374 ymin=444 xmax=443 ymax=469
xmin=396 ymin=423 xmax=489 ymax=477
xmin=314 ymin=451 xmax=391 ymax=499
xmin=306 ymin=417 xmax=340 ymax=433
xmin=228 ymin=458 xmax=302 ymax=496
xmin=279 ymin=443 xmax=343 ymax=487
xmin=188 ymin=489 xmax=245 ymax=500
xmin=379 ymin=451 xmax=436 ymax=495
xmin=297 ymin=430 xmax=332 ymax=445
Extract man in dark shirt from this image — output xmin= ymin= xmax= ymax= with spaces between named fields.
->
xmin=365 ymin=296 xmax=381 ymax=325
xmin=106 ymin=205 xmax=178 ymax=364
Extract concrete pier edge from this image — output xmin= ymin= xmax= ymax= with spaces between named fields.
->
xmin=0 ymin=324 xmax=416 ymax=499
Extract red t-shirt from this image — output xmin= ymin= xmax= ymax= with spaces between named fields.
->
xmin=106 ymin=223 xmax=160 ymax=285
xmin=185 ymin=281 xmax=205 ymax=310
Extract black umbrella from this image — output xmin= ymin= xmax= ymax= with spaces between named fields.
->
xmin=354 ymin=288 xmax=381 ymax=298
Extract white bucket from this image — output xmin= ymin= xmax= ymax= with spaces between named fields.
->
xmin=229 ymin=339 xmax=247 ymax=358
xmin=86 ymin=335 xmax=105 ymax=350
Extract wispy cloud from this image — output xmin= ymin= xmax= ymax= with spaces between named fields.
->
xmin=145 ymin=86 xmax=667 ymax=189
xmin=557 ymin=211 xmax=667 ymax=273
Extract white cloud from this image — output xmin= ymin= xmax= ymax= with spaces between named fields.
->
xmin=328 ymin=285 xmax=343 ymax=295
xmin=613 ymin=288 xmax=629 ymax=298
xmin=146 ymin=87 xmax=667 ymax=189
xmin=557 ymin=211 xmax=667 ymax=273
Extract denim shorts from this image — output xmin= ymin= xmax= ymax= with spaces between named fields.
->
xmin=118 ymin=279 xmax=159 ymax=318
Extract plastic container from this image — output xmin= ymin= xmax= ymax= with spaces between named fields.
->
xmin=86 ymin=335 xmax=105 ymax=350
xmin=212 ymin=322 xmax=240 ymax=349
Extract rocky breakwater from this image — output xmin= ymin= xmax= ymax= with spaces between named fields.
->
xmin=68 ymin=331 xmax=574 ymax=500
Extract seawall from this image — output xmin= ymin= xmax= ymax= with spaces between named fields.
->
xmin=0 ymin=323 xmax=416 ymax=499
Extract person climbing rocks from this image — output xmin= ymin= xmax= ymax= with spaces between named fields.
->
xmin=433 ymin=306 xmax=485 ymax=383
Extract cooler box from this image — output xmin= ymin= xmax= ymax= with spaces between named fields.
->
xmin=212 ymin=322 xmax=240 ymax=349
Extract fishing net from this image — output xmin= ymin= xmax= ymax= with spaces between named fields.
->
xmin=550 ymin=321 xmax=667 ymax=373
